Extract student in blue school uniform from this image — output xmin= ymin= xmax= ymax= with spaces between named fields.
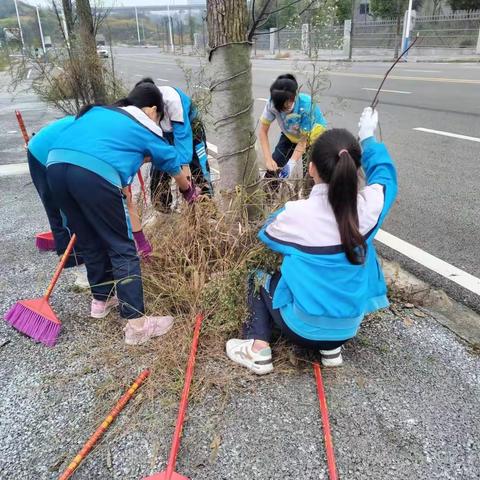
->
xmin=259 ymin=73 xmax=328 ymax=185
xmin=134 ymin=78 xmax=213 ymax=211
xmin=27 ymin=116 xmax=88 ymax=286
xmin=46 ymin=82 xmax=198 ymax=346
xmin=226 ymin=107 xmax=398 ymax=374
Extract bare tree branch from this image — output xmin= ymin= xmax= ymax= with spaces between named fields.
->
xmin=247 ymin=0 xmax=274 ymax=41
xmin=265 ymin=0 xmax=304 ymax=17
xmin=250 ymin=0 xmax=318 ymax=38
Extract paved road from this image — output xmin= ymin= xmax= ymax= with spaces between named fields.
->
xmin=1 ymin=49 xmax=479 ymax=310
xmin=112 ymin=48 xmax=480 ymax=311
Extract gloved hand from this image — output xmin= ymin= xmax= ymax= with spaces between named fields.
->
xmin=358 ymin=107 xmax=379 ymax=142
xmin=180 ymin=182 xmax=200 ymax=204
xmin=133 ymin=230 xmax=153 ymax=261
xmin=279 ymin=160 xmax=293 ymax=179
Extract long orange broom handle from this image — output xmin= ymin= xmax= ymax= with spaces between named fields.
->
xmin=165 ymin=313 xmax=204 ymax=479
xmin=15 ymin=110 xmax=30 ymax=144
xmin=137 ymin=170 xmax=147 ymax=205
xmin=44 ymin=234 xmax=77 ymax=301
xmin=59 ymin=369 xmax=150 ymax=480
xmin=313 ymin=363 xmax=338 ymax=480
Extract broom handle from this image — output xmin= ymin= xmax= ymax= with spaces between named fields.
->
xmin=15 ymin=110 xmax=30 ymax=144
xmin=137 ymin=170 xmax=147 ymax=205
xmin=44 ymin=234 xmax=77 ymax=300
xmin=165 ymin=313 xmax=204 ymax=480
xmin=58 ymin=369 xmax=150 ymax=480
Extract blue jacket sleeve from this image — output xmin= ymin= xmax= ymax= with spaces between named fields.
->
xmin=172 ymin=119 xmax=194 ymax=166
xmin=361 ymin=136 xmax=398 ymax=222
xmin=147 ymin=138 xmax=181 ymax=176
xmin=258 ymin=207 xmax=288 ymax=254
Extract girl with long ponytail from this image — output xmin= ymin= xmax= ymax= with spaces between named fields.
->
xmin=226 ymin=107 xmax=398 ymax=375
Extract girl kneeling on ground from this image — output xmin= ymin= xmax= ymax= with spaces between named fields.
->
xmin=227 ymin=107 xmax=398 ymax=374
xmin=46 ymin=83 xmax=198 ymax=345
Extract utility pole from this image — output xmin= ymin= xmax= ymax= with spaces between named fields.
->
xmin=402 ymin=0 xmax=414 ymax=54
xmin=135 ymin=7 xmax=141 ymax=44
xmin=36 ymin=5 xmax=46 ymax=54
xmin=349 ymin=0 xmax=355 ymax=60
xmin=13 ymin=0 xmax=25 ymax=50
xmin=167 ymin=1 xmax=174 ymax=53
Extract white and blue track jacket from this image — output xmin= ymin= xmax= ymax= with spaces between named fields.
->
xmin=259 ymin=137 xmax=398 ymax=341
xmin=46 ymin=106 xmax=180 ymax=187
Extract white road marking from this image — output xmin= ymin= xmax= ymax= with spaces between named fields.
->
xmin=27 ymin=68 xmax=32 ymax=79
xmin=156 ymin=78 xmax=169 ymax=82
xmin=206 ymin=142 xmax=217 ymax=154
xmin=376 ymin=230 xmax=480 ymax=296
xmin=0 ymin=163 xmax=29 ymax=177
xmin=134 ymin=74 xmax=142 ymax=77
xmin=256 ymin=97 xmax=269 ymax=102
xmin=7 ymin=130 xmax=17 ymax=134
xmin=362 ymin=88 xmax=411 ymax=94
xmin=400 ymin=69 xmax=441 ymax=73
xmin=414 ymin=127 xmax=480 ymax=143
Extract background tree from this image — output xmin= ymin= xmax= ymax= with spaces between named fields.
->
xmin=447 ymin=0 xmax=480 ymax=10
xmin=370 ymin=0 xmax=423 ymax=58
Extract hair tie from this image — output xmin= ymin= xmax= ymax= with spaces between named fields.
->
xmin=338 ymin=149 xmax=349 ymax=157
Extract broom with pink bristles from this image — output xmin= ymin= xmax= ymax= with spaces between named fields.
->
xmin=15 ymin=109 xmax=57 ymax=252
xmin=4 ymin=233 xmax=77 ymax=346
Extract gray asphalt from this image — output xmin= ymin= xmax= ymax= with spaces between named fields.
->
xmin=0 ymin=172 xmax=478 ymax=479
xmin=111 ymin=49 xmax=480 ymax=311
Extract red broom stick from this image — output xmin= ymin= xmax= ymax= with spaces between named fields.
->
xmin=16 ymin=110 xmax=56 ymax=251
xmin=59 ymin=369 xmax=150 ymax=480
xmin=4 ymin=234 xmax=77 ymax=346
xmin=15 ymin=110 xmax=30 ymax=144
xmin=143 ymin=313 xmax=204 ymax=480
xmin=313 ymin=363 xmax=338 ymax=480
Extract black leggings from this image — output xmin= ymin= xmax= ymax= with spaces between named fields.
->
xmin=243 ymin=272 xmax=349 ymax=350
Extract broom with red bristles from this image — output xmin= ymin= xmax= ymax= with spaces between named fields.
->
xmin=4 ymin=233 xmax=77 ymax=346
xmin=15 ymin=110 xmax=57 ymax=252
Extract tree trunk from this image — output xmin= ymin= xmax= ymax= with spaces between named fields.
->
xmin=61 ymin=0 xmax=75 ymax=40
xmin=76 ymin=0 xmax=106 ymax=103
xmin=206 ymin=0 xmax=259 ymax=198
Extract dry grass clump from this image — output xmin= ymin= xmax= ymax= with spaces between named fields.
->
xmin=55 ymin=192 xmax=308 ymax=465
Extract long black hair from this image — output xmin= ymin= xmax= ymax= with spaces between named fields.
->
xmin=77 ymin=82 xmax=164 ymax=119
xmin=310 ymin=128 xmax=365 ymax=265
xmin=270 ymin=73 xmax=298 ymax=112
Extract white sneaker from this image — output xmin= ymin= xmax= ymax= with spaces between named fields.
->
xmin=226 ymin=339 xmax=273 ymax=375
xmin=320 ymin=347 xmax=343 ymax=367
xmin=74 ymin=264 xmax=90 ymax=289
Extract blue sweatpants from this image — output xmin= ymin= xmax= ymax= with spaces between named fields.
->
xmin=27 ymin=151 xmax=82 ymax=268
xmin=47 ymin=163 xmax=144 ymax=319
xmin=243 ymin=272 xmax=349 ymax=350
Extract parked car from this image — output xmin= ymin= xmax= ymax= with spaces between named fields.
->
xmin=97 ymin=46 xmax=109 ymax=58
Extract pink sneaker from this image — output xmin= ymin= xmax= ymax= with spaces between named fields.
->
xmin=90 ymin=297 xmax=119 ymax=319
xmin=124 ymin=315 xmax=174 ymax=346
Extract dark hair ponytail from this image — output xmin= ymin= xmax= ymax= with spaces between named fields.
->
xmin=328 ymin=150 xmax=365 ymax=264
xmin=310 ymin=128 xmax=365 ymax=265
xmin=76 ymin=103 xmax=104 ymax=118
xmin=77 ymin=82 xmax=163 ymax=119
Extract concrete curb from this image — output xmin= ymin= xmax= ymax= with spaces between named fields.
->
xmin=382 ymin=258 xmax=480 ymax=346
